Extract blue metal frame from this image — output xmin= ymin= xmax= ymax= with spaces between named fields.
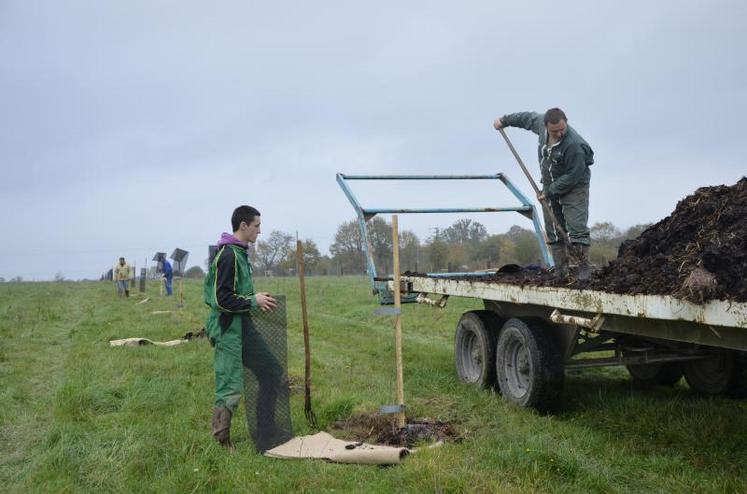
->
xmin=336 ymin=173 xmax=552 ymax=304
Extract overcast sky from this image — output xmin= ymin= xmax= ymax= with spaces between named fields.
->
xmin=1 ymin=1 xmax=745 ymax=280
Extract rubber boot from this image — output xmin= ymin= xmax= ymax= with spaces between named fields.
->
xmin=576 ymin=244 xmax=591 ymax=281
xmin=211 ymin=407 xmax=234 ymax=448
xmin=550 ymin=244 xmax=569 ymax=279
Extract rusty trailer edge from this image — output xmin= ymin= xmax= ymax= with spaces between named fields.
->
xmin=397 ymin=276 xmax=747 ymax=330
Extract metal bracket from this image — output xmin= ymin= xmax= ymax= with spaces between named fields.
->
xmin=379 ymin=404 xmax=406 ymax=415
xmin=416 ymin=293 xmax=450 ymax=309
xmin=550 ymin=309 xmax=605 ymax=333
xmin=374 ymin=307 xmax=401 ymax=317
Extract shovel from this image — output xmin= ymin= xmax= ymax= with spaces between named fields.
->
xmin=497 ymin=128 xmax=571 ymax=246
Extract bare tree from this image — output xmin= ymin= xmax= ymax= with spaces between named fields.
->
xmin=442 ymin=219 xmax=488 ymax=245
xmin=255 ymin=230 xmax=294 ymax=274
xmin=426 ymin=236 xmax=449 ymax=272
xmin=368 ymin=217 xmax=393 ymax=274
xmin=280 ymin=239 xmax=323 ymax=275
xmin=591 ymin=222 xmax=622 ymax=242
xmin=398 ymin=230 xmax=421 ymax=272
xmin=330 ymin=219 xmax=365 ymax=275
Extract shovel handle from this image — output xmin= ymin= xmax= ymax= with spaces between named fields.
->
xmin=296 ymin=241 xmax=313 ymax=394
xmin=498 ymin=128 xmax=570 ymax=246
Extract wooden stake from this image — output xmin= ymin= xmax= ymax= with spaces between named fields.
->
xmin=392 ymin=215 xmax=406 ymax=428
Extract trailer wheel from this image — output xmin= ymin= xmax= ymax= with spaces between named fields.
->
xmin=454 ymin=311 xmax=501 ymax=388
xmin=683 ymin=352 xmax=736 ymax=395
xmin=626 ymin=363 xmax=683 ymax=386
xmin=728 ymin=352 xmax=747 ymax=399
xmin=495 ymin=318 xmax=564 ymax=413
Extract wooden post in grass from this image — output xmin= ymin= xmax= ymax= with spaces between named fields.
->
xmin=392 ymin=215 xmax=406 ymax=428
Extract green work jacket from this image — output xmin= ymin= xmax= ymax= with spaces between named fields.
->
xmin=203 ymin=244 xmax=258 ymax=341
xmin=501 ymin=112 xmax=594 ymax=198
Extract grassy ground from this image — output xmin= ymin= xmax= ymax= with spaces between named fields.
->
xmin=1 ymin=277 xmax=746 ymax=493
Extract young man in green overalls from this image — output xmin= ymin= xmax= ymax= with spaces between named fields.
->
xmin=203 ymin=205 xmax=278 ymax=448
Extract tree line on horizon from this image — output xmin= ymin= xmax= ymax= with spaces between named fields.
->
xmin=3 ymin=219 xmax=650 ymax=282
xmin=230 ymin=217 xmax=651 ymax=278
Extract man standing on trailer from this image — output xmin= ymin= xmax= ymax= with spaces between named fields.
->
xmin=203 ymin=205 xmax=279 ymax=449
xmin=493 ymin=108 xmax=594 ymax=280
xmin=114 ymin=257 xmax=131 ymax=297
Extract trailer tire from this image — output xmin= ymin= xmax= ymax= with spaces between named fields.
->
xmin=728 ymin=352 xmax=747 ymax=399
xmin=683 ymin=351 xmax=736 ymax=395
xmin=626 ymin=363 xmax=683 ymax=387
xmin=495 ymin=318 xmax=564 ymax=413
xmin=454 ymin=311 xmax=501 ymax=388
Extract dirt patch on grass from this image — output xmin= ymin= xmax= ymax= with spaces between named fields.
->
xmin=330 ymin=413 xmax=461 ymax=448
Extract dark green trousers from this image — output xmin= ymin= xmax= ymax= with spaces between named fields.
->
xmin=545 ymin=183 xmax=590 ymax=245
xmin=213 ymin=314 xmax=283 ymax=414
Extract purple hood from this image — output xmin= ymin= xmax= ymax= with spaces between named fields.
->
xmin=217 ymin=232 xmax=247 ymax=248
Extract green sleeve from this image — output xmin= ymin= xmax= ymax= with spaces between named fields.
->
xmin=501 ymin=112 xmax=544 ymax=136
xmin=546 ymin=146 xmax=587 ymax=197
xmin=237 ymin=294 xmax=257 ymax=309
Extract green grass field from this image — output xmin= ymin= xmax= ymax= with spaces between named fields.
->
xmin=1 ymin=277 xmax=746 ymax=493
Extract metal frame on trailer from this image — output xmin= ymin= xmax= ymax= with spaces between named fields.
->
xmin=336 ymin=173 xmax=551 ymax=304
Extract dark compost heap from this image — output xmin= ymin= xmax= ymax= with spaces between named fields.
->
xmin=413 ymin=177 xmax=747 ymax=303
xmin=585 ymin=177 xmax=747 ymax=302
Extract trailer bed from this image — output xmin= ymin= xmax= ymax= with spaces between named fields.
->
xmin=399 ymin=275 xmax=747 ymax=351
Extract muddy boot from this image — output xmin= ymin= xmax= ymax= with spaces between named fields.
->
xmin=576 ymin=244 xmax=591 ymax=281
xmin=550 ymin=244 xmax=569 ymax=279
xmin=211 ymin=407 xmax=234 ymax=448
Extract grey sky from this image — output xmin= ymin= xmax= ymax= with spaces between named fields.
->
xmin=1 ymin=1 xmax=745 ymax=280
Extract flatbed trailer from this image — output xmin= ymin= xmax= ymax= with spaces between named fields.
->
xmin=394 ymin=275 xmax=747 ymax=412
xmin=336 ymin=171 xmax=747 ymax=411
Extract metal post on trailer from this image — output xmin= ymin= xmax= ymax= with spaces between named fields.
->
xmin=336 ymin=174 xmax=380 ymax=292
xmin=336 ymin=173 xmax=552 ymax=303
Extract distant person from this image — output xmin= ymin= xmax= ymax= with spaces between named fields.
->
xmin=162 ymin=259 xmax=173 ymax=296
xmin=114 ymin=257 xmax=131 ymax=297
xmin=203 ymin=205 xmax=280 ymax=449
xmin=494 ymin=108 xmax=594 ymax=280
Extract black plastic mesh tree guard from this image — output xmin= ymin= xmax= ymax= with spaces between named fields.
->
xmin=153 ymin=252 xmax=167 ymax=272
xmin=242 ymin=295 xmax=293 ymax=452
xmin=170 ymin=248 xmax=189 ymax=277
